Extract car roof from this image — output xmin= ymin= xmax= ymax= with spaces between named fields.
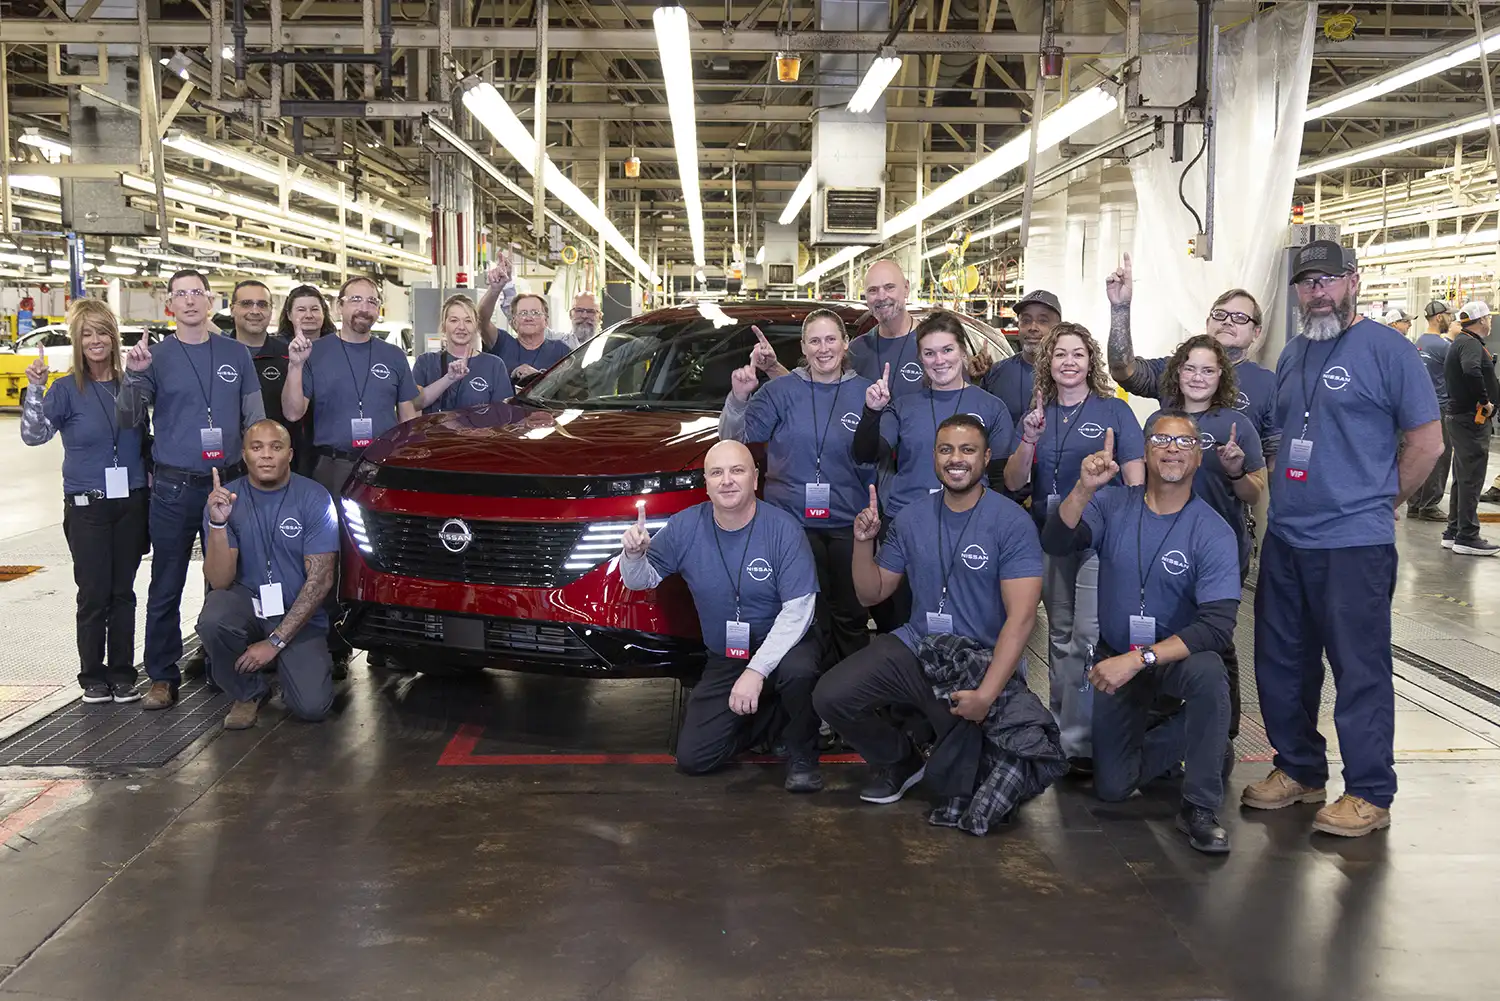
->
xmin=629 ymin=300 xmax=870 ymax=326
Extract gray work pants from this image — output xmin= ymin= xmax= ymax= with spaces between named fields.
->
xmin=1043 ymin=549 xmax=1098 ymax=759
xmin=196 ymin=586 xmax=334 ymax=722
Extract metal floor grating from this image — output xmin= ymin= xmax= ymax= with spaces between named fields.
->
xmin=0 ymin=677 xmax=229 ymax=768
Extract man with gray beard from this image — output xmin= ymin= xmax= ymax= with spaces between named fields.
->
xmin=1242 ymin=241 xmax=1442 ymax=838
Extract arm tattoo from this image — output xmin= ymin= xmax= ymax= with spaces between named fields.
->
xmin=277 ymin=552 xmax=337 ymax=641
xmin=1107 ymin=303 xmax=1134 ymax=373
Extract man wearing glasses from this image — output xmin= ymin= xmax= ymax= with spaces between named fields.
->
xmin=119 ymin=269 xmax=264 ymax=710
xmin=1242 ymin=241 xmax=1442 ymax=838
xmin=478 ymin=254 xmax=602 ymax=353
xmin=1043 ymin=412 xmax=1240 ymax=854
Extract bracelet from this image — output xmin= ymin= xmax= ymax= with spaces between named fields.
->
xmin=208 ymin=519 xmax=229 ymax=529
xmin=1226 ymin=470 xmax=1246 ymax=481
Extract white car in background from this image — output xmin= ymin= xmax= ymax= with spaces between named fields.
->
xmin=1 ymin=323 xmax=165 ymax=374
xmin=332 ymin=319 xmax=417 ymax=366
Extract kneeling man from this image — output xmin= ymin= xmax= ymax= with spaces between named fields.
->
xmin=619 ymin=440 xmax=825 ymax=791
xmin=197 ymin=420 xmax=340 ymax=730
xmin=1043 ymin=414 xmax=1240 ymax=853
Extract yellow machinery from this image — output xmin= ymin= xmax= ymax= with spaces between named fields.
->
xmin=0 ymin=356 xmax=61 ymax=409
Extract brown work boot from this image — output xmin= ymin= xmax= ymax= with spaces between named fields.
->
xmin=1240 ymin=768 xmax=1326 ymax=810
xmin=223 ymin=700 xmax=259 ymax=731
xmin=1312 ymin=794 xmax=1390 ymax=837
xmin=140 ymin=682 xmax=178 ymax=711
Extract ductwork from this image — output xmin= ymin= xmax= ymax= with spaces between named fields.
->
xmin=809 ymin=0 xmax=889 ymax=246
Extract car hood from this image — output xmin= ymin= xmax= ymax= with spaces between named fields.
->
xmin=364 ymin=402 xmax=723 ymax=475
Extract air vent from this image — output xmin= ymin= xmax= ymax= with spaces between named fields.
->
xmin=823 ymin=186 xmax=883 ymax=235
xmin=767 ymin=263 xmax=795 ymax=285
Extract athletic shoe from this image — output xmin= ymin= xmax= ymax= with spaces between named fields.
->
xmin=858 ymin=750 xmax=926 ymax=804
xmin=784 ymin=757 xmax=824 ymax=794
xmin=1176 ymin=803 xmax=1231 ymax=854
xmin=1480 ymin=487 xmax=1500 ymax=504
xmin=81 ymin=683 xmax=113 ymax=704
xmin=1453 ymin=538 xmax=1500 ymax=556
xmin=1441 ymin=536 xmax=1456 ymax=549
xmin=112 ymin=684 xmax=143 ymax=704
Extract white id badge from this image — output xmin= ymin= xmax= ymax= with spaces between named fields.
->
xmin=1286 ymin=437 xmax=1313 ymax=482
xmin=258 ymin=582 xmax=286 ymax=619
xmin=104 ymin=466 xmax=129 ymax=499
xmin=804 ymin=482 xmax=831 ymax=519
xmin=199 ymin=426 xmax=224 ymax=460
xmin=1129 ymin=614 xmax=1157 ymax=651
xmin=926 ymin=611 xmax=954 ymax=634
xmin=725 ymin=620 xmax=752 ymax=659
xmin=72 ymin=494 xmax=89 ymax=507
xmin=1046 ymin=493 xmax=1061 ymax=517
xmin=351 ymin=417 xmax=374 ymax=449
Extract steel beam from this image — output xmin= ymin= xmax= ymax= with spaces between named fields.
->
xmin=511 ymin=102 xmax=1025 ymax=124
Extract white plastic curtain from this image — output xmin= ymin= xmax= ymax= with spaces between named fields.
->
xmin=1128 ymin=4 xmax=1316 ymax=364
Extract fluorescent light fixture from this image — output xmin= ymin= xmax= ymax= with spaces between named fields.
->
xmin=653 ymin=5 xmax=706 ymax=267
xmin=920 ymin=216 xmax=1022 ymax=259
xmin=794 ymin=244 xmax=871 ymax=286
xmin=98 ymin=264 xmax=136 ymax=276
xmin=17 ymin=131 xmax=71 ymax=159
xmin=221 ymin=46 xmax=235 ymax=60
xmin=0 ymin=252 xmax=36 ymax=266
xmin=453 ymin=84 xmax=660 ymax=283
xmin=1297 ymin=111 xmax=1500 ymax=177
xmin=754 ymin=244 xmax=765 ymax=265
xmin=778 ymin=168 xmax=816 ymax=225
xmin=884 ymin=87 xmax=1117 ymax=240
xmin=847 ymin=50 xmax=903 ymax=115
xmin=3 ymin=175 xmax=62 ymax=197
xmin=164 ymin=132 xmax=281 ymax=184
xmin=1307 ymin=29 xmax=1500 ymax=120
xmin=48 ymin=258 xmax=68 ymax=269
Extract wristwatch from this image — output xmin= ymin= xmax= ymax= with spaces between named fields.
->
xmin=1139 ymin=646 xmax=1158 ymax=668
xmin=268 ymin=632 xmax=287 ymax=651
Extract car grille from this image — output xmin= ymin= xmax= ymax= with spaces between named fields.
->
xmin=358 ymin=607 xmax=598 ymax=665
xmin=362 ymin=511 xmax=589 ymax=587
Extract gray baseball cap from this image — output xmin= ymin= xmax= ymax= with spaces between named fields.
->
xmin=1013 ymin=289 xmax=1062 ymax=317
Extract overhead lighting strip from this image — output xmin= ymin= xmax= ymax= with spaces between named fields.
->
xmin=847 ymin=50 xmax=903 ymax=115
xmin=1296 ymin=111 xmax=1500 ymax=177
xmin=653 ymin=4 xmax=707 ymax=267
xmin=778 ymin=168 xmax=816 ymax=226
xmin=1307 ymin=27 xmax=1500 ymax=119
xmin=794 ymin=244 xmax=871 ymax=286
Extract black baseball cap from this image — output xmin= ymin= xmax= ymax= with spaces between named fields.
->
xmin=1013 ymin=289 xmax=1062 ymax=317
xmin=1424 ymin=300 xmax=1452 ymax=318
xmin=1290 ymin=240 xmax=1357 ymax=283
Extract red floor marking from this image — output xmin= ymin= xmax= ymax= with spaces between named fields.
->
xmin=437 ymin=723 xmax=865 ymax=767
xmin=0 ymin=780 xmax=87 ymax=843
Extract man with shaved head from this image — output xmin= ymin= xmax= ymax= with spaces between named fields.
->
xmin=196 ymin=418 xmax=340 ymax=730
xmin=849 ymin=259 xmax=929 ymax=399
xmin=619 ymin=439 xmax=827 ymax=790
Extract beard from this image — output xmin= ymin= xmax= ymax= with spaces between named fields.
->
xmin=1298 ymin=287 xmax=1356 ymax=342
xmin=571 ymin=319 xmax=597 ymax=344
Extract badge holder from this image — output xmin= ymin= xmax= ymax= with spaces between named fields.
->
xmin=803 ymin=481 xmax=831 ymax=520
xmin=200 ymin=426 xmax=225 ymax=461
xmin=1286 ymin=437 xmax=1313 ymax=482
xmin=725 ymin=619 xmax=751 ymax=659
xmin=925 ymin=591 xmax=953 ymax=634
xmin=351 ymin=416 xmax=374 ymax=449
xmin=104 ymin=464 xmax=129 ymax=499
xmin=1129 ymin=613 xmax=1156 ymax=652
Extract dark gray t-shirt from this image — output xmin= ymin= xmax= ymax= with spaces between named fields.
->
xmin=37 ymin=377 xmax=148 ymax=494
xmin=301 ymin=335 xmax=418 ymax=449
xmin=412 ymin=351 xmax=516 ymax=414
xmin=120 ymin=335 xmax=261 ymax=470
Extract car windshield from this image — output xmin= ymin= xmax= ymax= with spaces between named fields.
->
xmin=520 ymin=316 xmax=815 ymax=410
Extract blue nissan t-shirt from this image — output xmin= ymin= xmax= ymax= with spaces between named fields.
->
xmin=849 ymin=327 xmax=927 ymax=400
xmin=879 ymin=488 xmax=1043 ymax=653
xmin=737 ymin=372 xmax=874 ymax=528
xmin=300 ymin=335 xmax=418 ymax=450
xmin=206 ymin=472 xmax=340 ymax=631
xmin=981 ymin=355 xmax=1035 ymax=428
xmin=1268 ymin=318 xmax=1440 ymax=549
xmin=123 ymin=335 xmax=259 ymax=470
xmin=1147 ymin=406 xmax=1265 ymax=570
xmin=1082 ymin=485 xmax=1242 ymax=656
xmin=411 ymin=351 xmax=516 ymax=414
xmin=1031 ymin=394 xmax=1145 ymax=522
xmin=644 ymin=501 xmax=819 ymax=658
xmin=488 ymin=332 xmax=571 ymax=374
xmin=39 ymin=378 xmax=148 ymax=495
xmin=877 ymin=385 xmax=1015 ymax=517
xmin=1415 ymin=332 xmax=1450 ymax=407
xmin=1126 ymin=355 xmax=1281 ymax=458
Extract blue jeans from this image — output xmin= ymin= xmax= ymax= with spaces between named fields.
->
xmin=143 ymin=471 xmax=212 ymax=684
xmin=1254 ymin=533 xmax=1398 ymax=808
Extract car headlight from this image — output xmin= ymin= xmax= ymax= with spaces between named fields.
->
xmin=339 ymin=498 xmax=375 ymax=554
xmin=564 ymin=518 xmax=669 ymax=573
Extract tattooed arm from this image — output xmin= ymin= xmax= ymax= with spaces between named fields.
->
xmin=1104 ymin=255 xmax=1137 ymax=383
xmin=274 ymin=552 xmax=337 ymax=642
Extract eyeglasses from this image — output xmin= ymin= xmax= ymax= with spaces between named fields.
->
xmin=1294 ymin=274 xmax=1349 ymax=291
xmin=1180 ymin=363 xmax=1220 ymax=379
xmin=515 ymin=309 xmax=546 ymax=319
xmin=1208 ymin=308 xmax=1257 ymax=326
xmin=1148 ymin=433 xmax=1200 ymax=450
xmin=234 ymin=299 xmax=270 ymax=310
xmin=170 ymin=288 xmax=207 ymax=299
xmin=342 ymin=294 xmax=382 ymax=307
xmin=571 ymin=308 xmax=598 ymax=318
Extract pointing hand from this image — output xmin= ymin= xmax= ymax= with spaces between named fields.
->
xmin=730 ymin=363 xmax=759 ymax=403
xmin=621 ymin=501 xmax=651 ymax=558
xmin=288 ymin=334 xmax=312 ymax=368
xmin=750 ymin=325 xmax=778 ymax=373
xmin=853 ymin=484 xmax=882 ymax=542
xmin=125 ymin=340 xmax=152 ymax=373
xmin=1216 ymin=421 xmax=1245 ymax=477
xmin=1105 ymin=253 xmax=1133 ymax=307
xmin=207 ymin=467 xmax=237 ymax=524
xmin=1021 ymin=388 xmax=1045 ymax=445
xmin=25 ymin=346 xmax=49 ymax=387
xmin=865 ymin=363 xmax=892 ymax=411
xmin=1078 ymin=426 xmax=1119 ymax=490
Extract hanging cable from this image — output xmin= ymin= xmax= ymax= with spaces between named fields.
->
xmin=1178 ymin=126 xmax=1208 ymax=234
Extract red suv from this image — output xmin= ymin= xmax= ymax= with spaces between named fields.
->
xmin=339 ymin=300 xmax=1013 ymax=678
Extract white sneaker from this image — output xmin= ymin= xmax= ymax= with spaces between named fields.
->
xmin=1442 ymin=538 xmax=1456 ymax=549
xmin=1453 ymin=538 xmax=1500 ymax=556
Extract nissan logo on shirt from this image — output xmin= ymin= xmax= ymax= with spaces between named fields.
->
xmin=746 ymin=557 xmax=773 ymax=582
xmin=966 ymin=412 xmax=987 ymax=427
xmin=262 ymin=366 xmax=282 ymax=382
xmin=961 ymin=544 xmax=989 ymax=570
xmin=438 ymin=518 xmax=474 ymax=553
xmin=469 ymin=377 xmax=490 ymax=393
xmin=1079 ymin=422 xmax=1106 ymax=439
xmin=1161 ymin=549 xmax=1190 ymax=575
xmin=900 ymin=361 xmax=923 ymax=382
xmin=371 ymin=363 xmax=393 ymax=381
xmin=1198 ymin=431 xmax=1217 ymax=448
xmin=1322 ymin=365 xmax=1351 ymax=391
xmin=278 ymin=517 xmax=303 ymax=539
xmin=216 ymin=364 xmax=239 ymax=384
xmin=1235 ymin=391 xmax=1251 ymax=411
xmin=840 ymin=411 xmax=861 ymax=433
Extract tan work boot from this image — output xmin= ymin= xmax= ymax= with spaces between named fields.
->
xmin=1312 ymin=794 xmax=1390 ymax=837
xmin=140 ymin=682 xmax=178 ymax=711
xmin=223 ymin=700 xmax=259 ymax=730
xmin=1241 ymin=768 xmax=1326 ymax=810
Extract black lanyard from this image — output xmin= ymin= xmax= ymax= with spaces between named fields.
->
xmin=1136 ymin=493 xmax=1188 ymax=616
xmin=1048 ymin=397 xmax=1088 ymax=494
xmin=1296 ymin=332 xmax=1351 ymax=439
xmin=873 ymin=324 xmax=913 ymax=382
xmin=807 ymin=377 xmax=845 ymax=482
xmin=438 ymin=348 xmax=473 ymax=412
xmin=245 ymin=482 xmax=291 ymax=585
xmin=706 ymin=504 xmax=760 ymax=620
xmin=336 ymin=336 xmax=376 ymax=417
xmin=173 ymin=335 xmax=217 ymax=428
xmin=87 ymin=379 xmax=122 ymax=464
xmin=927 ymin=385 xmax=969 ymax=442
xmin=935 ymin=487 xmax=985 ymax=612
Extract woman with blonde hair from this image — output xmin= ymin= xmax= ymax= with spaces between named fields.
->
xmin=20 ymin=298 xmax=150 ymax=703
xmin=413 ymin=293 xmax=516 ymax=413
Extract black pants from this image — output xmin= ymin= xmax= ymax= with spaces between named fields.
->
xmin=312 ymin=453 xmax=357 ymax=659
xmin=804 ymin=526 xmax=870 ymax=668
xmin=196 ymin=586 xmax=334 ymax=721
xmin=813 ymin=634 xmax=957 ymax=768
xmin=676 ymin=639 xmax=824 ymax=774
xmin=63 ymin=489 xmax=149 ymax=690
xmin=1445 ymin=415 xmax=1491 ymax=543
xmin=1408 ymin=415 xmax=1451 ymax=513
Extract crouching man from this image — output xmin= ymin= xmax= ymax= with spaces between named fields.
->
xmin=1043 ymin=414 xmax=1240 ymax=854
xmin=197 ymin=420 xmax=340 ymax=730
xmin=619 ymin=440 xmax=826 ymax=792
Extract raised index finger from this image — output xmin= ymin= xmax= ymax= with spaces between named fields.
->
xmin=1228 ymin=422 xmax=1238 ymax=445
xmin=868 ymin=483 xmax=878 ymax=509
xmin=1122 ymin=252 xmax=1132 ymax=275
xmin=212 ymin=468 xmax=220 ymax=489
xmin=635 ymin=499 xmax=646 ymax=527
xmin=752 ymin=325 xmax=770 ymax=347
xmin=881 ymin=362 xmax=890 ymax=385
xmin=1103 ymin=426 xmax=1115 ymax=456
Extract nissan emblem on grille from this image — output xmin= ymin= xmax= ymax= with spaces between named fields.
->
xmin=438 ymin=518 xmax=474 ymax=554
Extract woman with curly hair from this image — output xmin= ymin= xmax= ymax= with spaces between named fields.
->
xmin=1004 ymin=321 xmax=1145 ymax=768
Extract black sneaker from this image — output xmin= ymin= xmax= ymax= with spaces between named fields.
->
xmin=367 ymin=649 xmax=388 ymax=669
xmin=1068 ymin=756 xmax=1095 ymax=778
xmin=858 ymin=751 xmax=925 ymax=804
xmin=81 ymin=683 xmax=113 ymax=704
xmin=1453 ymin=537 xmax=1500 ymax=557
xmin=111 ymin=684 xmax=143 ymax=704
xmin=1176 ymin=803 xmax=1231 ymax=854
xmin=784 ymin=757 xmax=824 ymax=794
xmin=1480 ymin=487 xmax=1500 ymax=504
xmin=331 ymin=651 xmax=351 ymax=682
